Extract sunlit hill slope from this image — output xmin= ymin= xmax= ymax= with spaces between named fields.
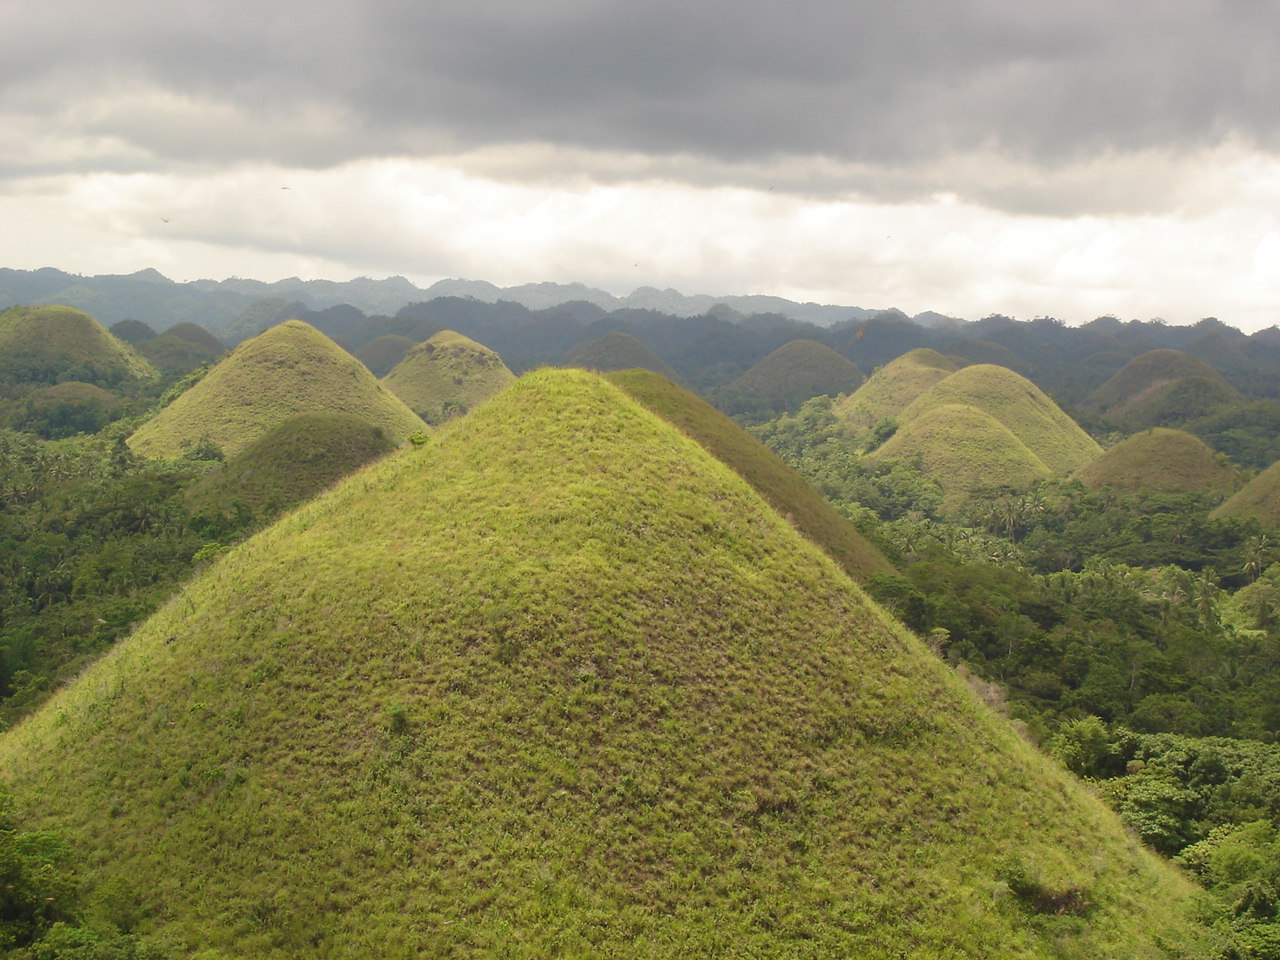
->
xmin=1 ymin=369 xmax=1205 ymax=959
xmin=127 ymin=319 xmax=425 ymax=459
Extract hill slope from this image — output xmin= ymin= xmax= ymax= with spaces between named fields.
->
xmin=1084 ymin=349 xmax=1239 ymax=425
xmin=872 ymin=403 xmax=1053 ymax=511
xmin=833 ymin=347 xmax=958 ymax=430
xmin=605 ymin=368 xmax=894 ymax=581
xmin=127 ymin=320 xmax=425 ymax=458
xmin=900 ymin=363 xmax=1101 ymax=474
xmin=1073 ymin=428 xmax=1241 ymax=495
xmin=381 ymin=330 xmax=515 ymax=424
xmin=184 ymin=411 xmax=397 ymax=522
xmin=0 ymin=369 xmax=1204 ymax=958
xmin=0 ymin=304 xmax=154 ymax=386
xmin=725 ymin=338 xmax=865 ymax=409
xmin=1211 ymin=459 xmax=1280 ymax=527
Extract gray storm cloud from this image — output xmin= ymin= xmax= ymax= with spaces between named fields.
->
xmin=5 ymin=0 xmax=1279 ymax=194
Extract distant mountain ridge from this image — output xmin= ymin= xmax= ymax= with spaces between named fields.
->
xmin=0 ymin=266 xmax=912 ymax=332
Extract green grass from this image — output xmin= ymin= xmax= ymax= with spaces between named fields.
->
xmin=900 ymin=363 xmax=1101 ymax=475
xmin=183 ymin=411 xmax=398 ymax=521
xmin=356 ymin=335 xmax=417 ymax=378
xmin=1073 ymin=428 xmax=1241 ymax=495
xmin=1211 ymin=458 xmax=1280 ymax=527
xmin=872 ymin=403 xmax=1053 ymax=512
xmin=1085 ymin=350 xmax=1237 ymax=424
xmin=127 ymin=320 xmax=425 ymax=459
xmin=0 ymin=305 xmax=155 ymax=386
xmin=381 ymin=330 xmax=515 ymax=424
xmin=833 ymin=348 xmax=958 ymax=430
xmin=605 ymin=368 xmax=895 ymax=581
xmin=0 ymin=369 xmax=1207 ymax=959
xmin=563 ymin=331 xmax=681 ymax=382
xmin=726 ymin=339 xmax=864 ymax=407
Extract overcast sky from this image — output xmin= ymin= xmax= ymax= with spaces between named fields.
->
xmin=3 ymin=0 xmax=1279 ymax=329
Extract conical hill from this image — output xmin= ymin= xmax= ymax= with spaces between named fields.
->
xmin=128 ymin=320 xmax=425 ymax=459
xmin=1084 ymin=349 xmax=1238 ymax=425
xmin=1212 ymin=459 xmax=1280 ymax=527
xmin=726 ymin=338 xmax=865 ymax=409
xmin=1 ymin=369 xmax=1205 ymax=958
xmin=0 ymin=304 xmax=154 ymax=387
xmin=381 ymin=330 xmax=515 ymax=424
xmin=1073 ymin=428 xmax=1241 ymax=495
xmin=899 ymin=363 xmax=1101 ymax=474
xmin=871 ymin=403 xmax=1053 ymax=512
xmin=184 ymin=411 xmax=397 ymax=522
xmin=833 ymin=347 xmax=958 ymax=430
xmin=563 ymin=330 xmax=680 ymax=381
xmin=605 ymin=368 xmax=894 ymax=581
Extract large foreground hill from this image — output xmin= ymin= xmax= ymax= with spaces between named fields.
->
xmin=1 ymin=370 xmax=1203 ymax=958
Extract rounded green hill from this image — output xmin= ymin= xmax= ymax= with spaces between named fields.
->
xmin=1073 ymin=428 xmax=1241 ymax=494
xmin=872 ymin=403 xmax=1052 ymax=512
xmin=726 ymin=338 xmax=865 ymax=409
xmin=1084 ymin=349 xmax=1238 ymax=425
xmin=899 ymin=363 xmax=1101 ymax=475
xmin=833 ymin=347 xmax=958 ymax=430
xmin=1212 ymin=459 xmax=1280 ymax=528
xmin=127 ymin=319 xmax=425 ymax=459
xmin=184 ymin=411 xmax=397 ymax=522
xmin=0 ymin=304 xmax=154 ymax=387
xmin=563 ymin=330 xmax=680 ymax=381
xmin=381 ymin=330 xmax=515 ymax=424
xmin=0 ymin=369 xmax=1207 ymax=958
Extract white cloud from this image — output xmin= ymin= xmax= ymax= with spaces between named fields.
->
xmin=3 ymin=151 xmax=1280 ymax=331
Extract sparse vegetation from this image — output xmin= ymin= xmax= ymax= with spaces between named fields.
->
xmin=127 ymin=320 xmax=425 ymax=458
xmin=0 ymin=370 xmax=1207 ymax=958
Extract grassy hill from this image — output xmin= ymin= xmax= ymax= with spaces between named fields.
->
xmin=381 ymin=330 xmax=516 ymax=424
xmin=0 ymin=369 xmax=1206 ymax=958
xmin=1211 ymin=459 xmax=1280 ymax=528
xmin=356 ymin=335 xmax=417 ymax=377
xmin=1084 ymin=349 xmax=1239 ymax=425
xmin=900 ymin=363 xmax=1101 ymax=475
xmin=127 ymin=320 xmax=425 ymax=459
xmin=184 ymin=411 xmax=398 ymax=522
xmin=724 ymin=339 xmax=865 ymax=410
xmin=563 ymin=330 xmax=681 ymax=381
xmin=871 ymin=403 xmax=1053 ymax=512
xmin=1073 ymin=428 xmax=1242 ymax=495
xmin=0 ymin=305 xmax=155 ymax=387
xmin=833 ymin=348 xmax=958 ymax=430
xmin=605 ymin=368 xmax=894 ymax=581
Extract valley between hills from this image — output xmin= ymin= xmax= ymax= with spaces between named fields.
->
xmin=2 ymin=283 xmax=1280 ymax=957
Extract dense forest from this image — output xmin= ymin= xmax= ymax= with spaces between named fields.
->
xmin=3 ymin=289 xmax=1280 ymax=956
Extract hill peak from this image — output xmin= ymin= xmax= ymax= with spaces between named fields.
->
xmin=382 ymin=329 xmax=515 ymax=424
xmin=0 ymin=368 xmax=1204 ymax=957
xmin=128 ymin=320 xmax=424 ymax=458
